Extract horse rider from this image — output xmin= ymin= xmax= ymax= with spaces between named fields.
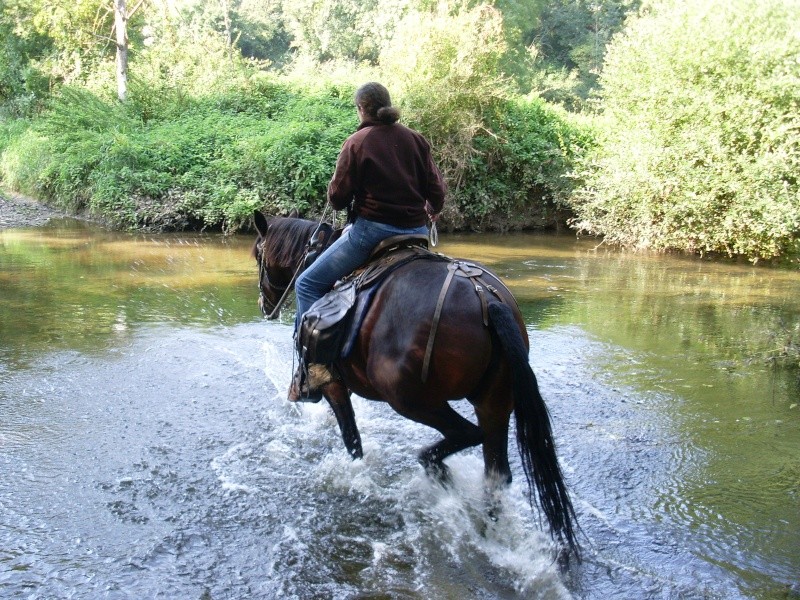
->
xmin=290 ymin=81 xmax=447 ymax=401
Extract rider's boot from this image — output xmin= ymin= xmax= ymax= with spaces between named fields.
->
xmin=287 ymin=363 xmax=334 ymax=403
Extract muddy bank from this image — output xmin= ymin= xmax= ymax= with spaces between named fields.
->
xmin=0 ymin=191 xmax=70 ymax=229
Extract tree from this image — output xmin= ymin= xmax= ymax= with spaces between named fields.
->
xmin=528 ymin=0 xmax=641 ymax=107
xmin=114 ymin=0 xmax=128 ymax=101
xmin=572 ymin=0 xmax=800 ymax=261
xmin=0 ymin=0 xmax=144 ymax=107
xmin=282 ymin=0 xmax=413 ymax=64
xmin=0 ymin=0 xmax=54 ymax=115
xmin=378 ymin=2 xmax=513 ymax=224
xmin=230 ymin=0 xmax=292 ymax=65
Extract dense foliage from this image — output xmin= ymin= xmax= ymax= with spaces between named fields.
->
xmin=376 ymin=3 xmax=582 ymax=229
xmin=529 ymin=0 xmax=641 ymax=109
xmin=448 ymin=97 xmax=593 ymax=230
xmin=573 ymin=0 xmax=800 ymax=261
xmin=0 ymin=0 xmax=591 ymax=232
xmin=1 ymin=81 xmax=355 ymax=230
xmin=0 ymin=76 xmax=586 ymax=232
xmin=0 ymin=0 xmax=798 ymax=261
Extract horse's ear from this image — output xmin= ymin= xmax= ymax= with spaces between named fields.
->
xmin=288 ymin=208 xmax=299 ymax=218
xmin=253 ymin=211 xmax=269 ymax=237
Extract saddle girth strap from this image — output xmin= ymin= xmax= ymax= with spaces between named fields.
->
xmin=421 ymin=263 xmax=458 ymax=383
xmin=421 ymin=261 xmax=506 ymax=383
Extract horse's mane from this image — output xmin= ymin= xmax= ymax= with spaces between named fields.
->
xmin=256 ymin=217 xmax=318 ymax=268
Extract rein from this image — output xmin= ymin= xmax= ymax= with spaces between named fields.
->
xmin=259 ymin=252 xmax=304 ymax=320
xmin=259 ymin=206 xmax=332 ymax=320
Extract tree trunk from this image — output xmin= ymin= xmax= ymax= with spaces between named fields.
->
xmin=115 ymin=0 xmax=128 ymax=102
xmin=221 ymin=0 xmax=232 ymax=55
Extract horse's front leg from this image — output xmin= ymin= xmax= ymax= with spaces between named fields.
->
xmin=321 ymin=380 xmax=363 ymax=459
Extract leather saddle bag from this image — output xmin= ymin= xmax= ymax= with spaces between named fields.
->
xmin=297 ymin=279 xmax=357 ymax=365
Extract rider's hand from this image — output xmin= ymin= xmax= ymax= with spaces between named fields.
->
xmin=425 ymin=201 xmax=439 ymax=223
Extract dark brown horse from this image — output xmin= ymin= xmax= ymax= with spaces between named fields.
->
xmin=252 ymin=211 xmax=580 ymax=560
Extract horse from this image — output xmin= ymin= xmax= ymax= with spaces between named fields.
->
xmin=252 ymin=211 xmax=580 ymax=561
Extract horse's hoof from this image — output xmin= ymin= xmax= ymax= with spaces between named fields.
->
xmin=423 ymin=461 xmax=452 ymax=487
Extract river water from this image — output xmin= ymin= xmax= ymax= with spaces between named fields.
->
xmin=1 ymin=219 xmax=798 ymax=599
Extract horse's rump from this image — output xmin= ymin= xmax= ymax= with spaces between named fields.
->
xmin=343 ymin=258 xmax=518 ymax=402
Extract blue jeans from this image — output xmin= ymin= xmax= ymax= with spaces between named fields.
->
xmin=294 ymin=217 xmax=428 ymax=332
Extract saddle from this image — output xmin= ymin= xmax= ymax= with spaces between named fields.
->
xmin=297 ymin=233 xmax=508 ymax=381
xmin=297 ymin=234 xmax=437 ymax=366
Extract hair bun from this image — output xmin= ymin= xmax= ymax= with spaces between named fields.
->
xmin=376 ymin=106 xmax=401 ymax=124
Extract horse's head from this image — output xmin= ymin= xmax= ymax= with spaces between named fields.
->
xmin=252 ymin=210 xmax=327 ymax=319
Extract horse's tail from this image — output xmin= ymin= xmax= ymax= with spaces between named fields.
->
xmin=487 ymin=301 xmax=581 ymax=561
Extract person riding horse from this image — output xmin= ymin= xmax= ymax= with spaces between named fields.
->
xmin=290 ymin=82 xmax=446 ymax=401
xmin=256 ymin=82 xmax=580 ymax=565
xmin=252 ymin=212 xmax=582 ymax=562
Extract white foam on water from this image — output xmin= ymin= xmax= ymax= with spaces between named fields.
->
xmin=260 ymin=330 xmax=294 ymax=402
xmin=409 ymin=455 xmax=568 ymax=597
xmin=241 ymin=322 xmax=571 ymax=595
xmin=312 ymin=421 xmax=570 ymax=597
xmin=210 ymin=442 xmax=254 ymax=493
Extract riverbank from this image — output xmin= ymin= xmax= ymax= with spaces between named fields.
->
xmin=0 ymin=191 xmax=68 ymax=229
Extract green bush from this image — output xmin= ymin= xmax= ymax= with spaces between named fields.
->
xmin=374 ymin=4 xmax=594 ymax=231
xmin=572 ymin=0 xmax=800 ymax=261
xmin=452 ymin=96 xmax=594 ymax=230
xmin=1 ymin=79 xmax=354 ymax=230
xmin=1 ymin=0 xmax=597 ymax=234
xmin=382 ymin=4 xmax=511 ymax=191
xmin=0 ymin=120 xmax=46 ymax=195
xmin=2 ymin=60 xmax=591 ymax=233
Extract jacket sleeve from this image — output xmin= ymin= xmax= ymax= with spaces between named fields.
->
xmin=425 ymin=151 xmax=446 ymax=214
xmin=327 ymin=139 xmax=357 ymax=210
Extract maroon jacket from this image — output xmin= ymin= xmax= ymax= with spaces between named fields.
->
xmin=327 ymin=119 xmax=446 ymax=228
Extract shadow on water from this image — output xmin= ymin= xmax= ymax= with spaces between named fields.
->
xmin=1 ymin=222 xmax=798 ymax=599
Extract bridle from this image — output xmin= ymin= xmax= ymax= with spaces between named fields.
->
xmin=257 ymin=207 xmax=333 ymax=320
xmin=257 ymin=240 xmax=305 ymax=320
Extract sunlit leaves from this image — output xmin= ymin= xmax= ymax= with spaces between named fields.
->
xmin=2 ymin=79 xmax=353 ymax=231
xmin=572 ymin=0 xmax=800 ymax=261
xmin=381 ymin=4 xmax=511 ymax=190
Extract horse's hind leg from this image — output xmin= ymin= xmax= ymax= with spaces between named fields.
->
xmin=469 ymin=381 xmax=514 ymax=522
xmin=471 ymin=382 xmax=514 ymax=485
xmin=391 ymin=401 xmax=483 ymax=484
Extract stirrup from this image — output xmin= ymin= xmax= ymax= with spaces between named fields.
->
xmin=287 ymin=363 xmax=329 ymax=403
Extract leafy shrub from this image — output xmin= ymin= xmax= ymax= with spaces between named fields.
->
xmin=2 ymin=0 xmax=594 ymax=235
xmin=375 ymin=3 xmax=594 ymax=231
xmin=572 ymin=0 xmax=800 ymax=261
xmin=1 ymin=79 xmax=353 ymax=230
xmin=381 ymin=4 xmax=511 ymax=190
xmin=453 ymin=96 xmax=594 ymax=230
xmin=0 ymin=120 xmax=46 ymax=195
xmin=2 ymin=71 xmax=590 ymax=232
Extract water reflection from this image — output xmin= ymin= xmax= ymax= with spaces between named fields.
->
xmin=1 ymin=222 xmax=799 ymax=598
xmin=439 ymin=233 xmax=800 ymax=593
xmin=0 ymin=221 xmax=258 ymax=367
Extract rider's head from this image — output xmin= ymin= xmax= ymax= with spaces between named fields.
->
xmin=355 ymin=82 xmax=400 ymax=125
